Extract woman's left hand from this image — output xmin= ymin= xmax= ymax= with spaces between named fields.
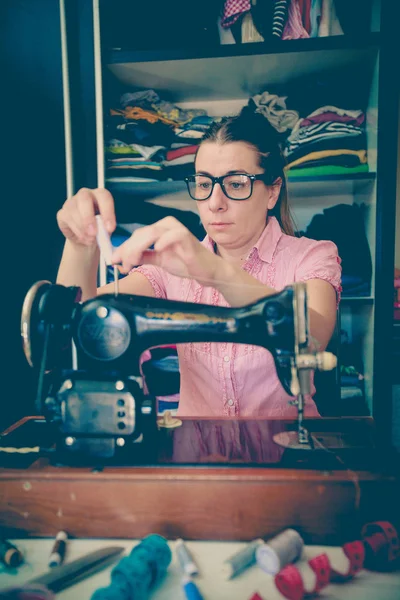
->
xmin=112 ymin=216 xmax=221 ymax=285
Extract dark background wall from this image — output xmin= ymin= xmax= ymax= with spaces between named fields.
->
xmin=0 ymin=0 xmax=66 ymax=429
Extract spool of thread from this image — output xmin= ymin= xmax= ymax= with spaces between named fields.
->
xmin=48 ymin=531 xmax=68 ymax=568
xmin=256 ymin=529 xmax=304 ymax=575
xmin=91 ymin=534 xmax=172 ymax=600
xmin=222 ymin=539 xmax=264 ymax=579
xmin=0 ymin=539 xmax=24 ymax=567
xmin=176 ymin=539 xmax=199 ymax=577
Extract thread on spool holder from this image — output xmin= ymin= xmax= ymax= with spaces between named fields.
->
xmin=256 ymin=529 xmax=304 ymax=575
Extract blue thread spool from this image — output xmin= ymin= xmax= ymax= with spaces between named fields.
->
xmin=91 ymin=534 xmax=172 ymax=600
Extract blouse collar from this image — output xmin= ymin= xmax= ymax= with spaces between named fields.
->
xmin=202 ymin=216 xmax=283 ymax=264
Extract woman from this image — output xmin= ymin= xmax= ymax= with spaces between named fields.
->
xmin=56 ymin=110 xmax=341 ymax=417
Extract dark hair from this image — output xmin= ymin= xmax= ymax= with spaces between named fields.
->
xmin=196 ymin=107 xmax=295 ymax=236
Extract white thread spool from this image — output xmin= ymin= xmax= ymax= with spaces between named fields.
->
xmin=256 ymin=529 xmax=304 ymax=575
xmin=176 ymin=538 xmax=199 ymax=577
xmin=222 ymin=539 xmax=264 ymax=579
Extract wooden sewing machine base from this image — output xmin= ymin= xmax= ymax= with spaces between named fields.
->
xmin=0 ymin=416 xmax=399 ymax=544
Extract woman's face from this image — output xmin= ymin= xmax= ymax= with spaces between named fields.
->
xmin=194 ymin=141 xmax=279 ymax=252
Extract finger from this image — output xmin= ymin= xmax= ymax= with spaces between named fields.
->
xmin=57 ymin=207 xmax=88 ymax=244
xmin=74 ymin=188 xmax=98 ymax=238
xmin=152 ymin=215 xmax=181 ymax=229
xmin=118 ymin=250 xmax=157 ymax=274
xmin=153 ymin=227 xmax=192 ymax=254
xmin=112 ymin=223 xmax=166 ymax=266
xmin=94 ymin=188 xmax=116 ymax=233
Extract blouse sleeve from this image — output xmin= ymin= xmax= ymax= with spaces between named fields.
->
xmin=294 ymin=239 xmax=342 ymax=303
xmin=131 ymin=265 xmax=169 ymax=299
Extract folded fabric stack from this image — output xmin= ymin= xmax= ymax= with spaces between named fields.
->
xmin=284 ymin=105 xmax=368 ymax=177
xmin=106 ymin=89 xmax=217 ymax=184
xmin=303 ymin=203 xmax=372 ymax=297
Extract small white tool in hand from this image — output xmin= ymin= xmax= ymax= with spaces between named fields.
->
xmin=95 ymin=214 xmax=114 ymax=265
xmin=95 ymin=215 xmax=119 ymax=296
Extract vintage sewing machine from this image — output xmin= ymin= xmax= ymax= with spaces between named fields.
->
xmin=19 ymin=280 xmax=337 ymax=464
xmin=2 ymin=281 xmax=397 ymax=544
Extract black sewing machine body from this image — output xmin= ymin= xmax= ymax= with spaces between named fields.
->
xmin=20 ymin=281 xmax=333 ymax=462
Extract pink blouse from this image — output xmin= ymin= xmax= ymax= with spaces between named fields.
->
xmin=135 ymin=216 xmax=342 ymax=418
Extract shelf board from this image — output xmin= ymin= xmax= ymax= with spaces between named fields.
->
xmin=341 ymin=296 xmax=374 ymax=303
xmin=106 ymin=172 xmax=377 ymax=202
xmin=286 ymin=172 xmax=376 ymax=198
xmin=106 ymin=33 xmax=380 ymax=64
xmin=107 ymin=179 xmax=186 ymax=200
xmin=106 ymin=35 xmax=380 ymax=102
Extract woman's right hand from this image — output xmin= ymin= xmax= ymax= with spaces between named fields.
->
xmin=56 ymin=188 xmax=117 ymax=246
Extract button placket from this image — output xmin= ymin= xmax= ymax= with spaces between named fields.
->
xmin=222 ymin=345 xmax=235 ymax=411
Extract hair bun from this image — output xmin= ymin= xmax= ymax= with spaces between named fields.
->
xmin=239 ymin=105 xmax=282 ymax=141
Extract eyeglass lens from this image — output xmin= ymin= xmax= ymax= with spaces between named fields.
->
xmin=188 ymin=174 xmax=252 ymax=200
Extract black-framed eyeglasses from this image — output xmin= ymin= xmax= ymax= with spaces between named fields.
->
xmin=184 ymin=173 xmax=267 ymax=201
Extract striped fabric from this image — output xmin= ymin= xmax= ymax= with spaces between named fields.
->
xmin=272 ymin=0 xmax=289 ymax=38
xmin=284 ymin=121 xmax=364 ymax=156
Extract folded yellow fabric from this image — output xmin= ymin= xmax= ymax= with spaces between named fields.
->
xmin=286 ymin=148 xmax=368 ymax=169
